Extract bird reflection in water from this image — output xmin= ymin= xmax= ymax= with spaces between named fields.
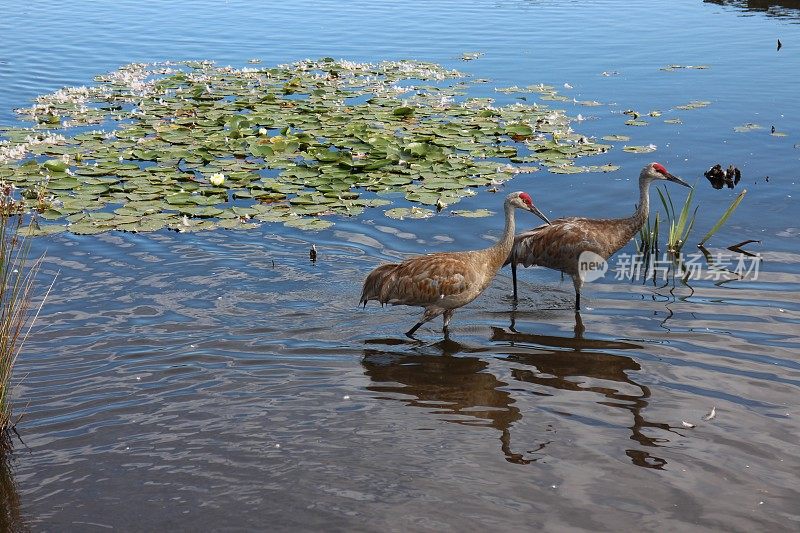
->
xmin=363 ymin=313 xmax=679 ymax=469
xmin=495 ymin=311 xmax=676 ymax=469
xmin=362 ymin=338 xmax=543 ymax=464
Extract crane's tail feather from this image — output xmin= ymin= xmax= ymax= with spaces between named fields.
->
xmin=360 ymin=263 xmax=401 ymax=306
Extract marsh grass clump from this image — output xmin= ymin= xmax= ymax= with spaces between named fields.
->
xmin=657 ymin=184 xmax=698 ymax=254
xmin=0 ymin=214 xmax=46 ymax=451
xmin=634 ymin=185 xmax=749 ymax=283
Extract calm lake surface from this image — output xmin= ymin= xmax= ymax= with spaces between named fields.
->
xmin=2 ymin=0 xmax=799 ymax=530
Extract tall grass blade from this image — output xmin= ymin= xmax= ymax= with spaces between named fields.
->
xmin=698 ymin=189 xmax=747 ymax=246
xmin=0 ymin=214 xmax=47 ymax=452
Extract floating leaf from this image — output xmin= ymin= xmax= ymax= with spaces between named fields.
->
xmin=384 ymin=207 xmax=436 ymax=220
xmin=623 ymin=144 xmax=657 ymax=154
xmin=675 ymin=100 xmax=711 ymax=110
xmin=451 ymin=208 xmax=493 ymax=218
xmin=283 ymin=217 xmax=334 ymax=230
xmin=733 ymin=123 xmax=764 ymax=133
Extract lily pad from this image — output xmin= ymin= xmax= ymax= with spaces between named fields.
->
xmin=623 ymin=144 xmax=657 ymax=154
xmin=451 ymin=209 xmax=493 ymax=218
xmin=384 ymin=207 xmax=436 ymax=220
xmin=734 ymin=123 xmax=764 ymax=133
xmin=601 ymin=134 xmax=630 ymax=142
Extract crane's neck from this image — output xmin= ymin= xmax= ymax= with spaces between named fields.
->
xmin=486 ymin=200 xmax=518 ymax=270
xmin=624 ymin=175 xmax=652 ymax=239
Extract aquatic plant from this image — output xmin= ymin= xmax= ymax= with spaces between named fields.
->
xmin=0 ymin=214 xmax=48 ymax=451
xmin=0 ymin=59 xmax=615 ymax=235
xmin=657 ymin=184 xmax=698 ymax=254
xmin=698 ymin=189 xmax=747 ymax=246
xmin=636 ymin=211 xmax=660 ymax=255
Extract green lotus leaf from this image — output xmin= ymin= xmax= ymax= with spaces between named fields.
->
xmin=38 ymin=208 xmax=67 ymax=220
xmin=20 ymin=223 xmax=66 ymax=237
xmin=69 ymin=222 xmax=108 ymax=235
xmin=218 ymin=218 xmax=260 ymax=230
xmin=384 ymin=207 xmax=435 ymax=220
xmin=675 ymin=100 xmax=711 ymax=110
xmin=283 ymin=217 xmax=334 ymax=230
xmin=42 ymin=159 xmax=68 ymax=173
xmin=601 ymin=134 xmax=630 ymax=142
xmin=180 ymin=206 xmax=225 ymax=217
xmin=622 ymin=145 xmax=657 ymax=153
xmin=451 ymin=208 xmax=493 ymax=218
xmin=733 ymin=123 xmax=764 ymax=133
xmin=392 ymin=106 xmax=415 ymax=117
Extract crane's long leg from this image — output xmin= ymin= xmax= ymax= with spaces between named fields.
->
xmin=511 ymin=258 xmax=519 ymax=300
xmin=442 ymin=309 xmax=455 ymax=338
xmin=406 ymin=307 xmax=444 ymax=338
xmin=406 ymin=322 xmax=424 ymax=337
xmin=572 ymin=275 xmax=583 ymax=311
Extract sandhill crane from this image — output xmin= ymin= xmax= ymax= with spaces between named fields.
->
xmin=506 ymin=162 xmax=690 ymax=311
xmin=361 ymin=191 xmax=550 ymax=338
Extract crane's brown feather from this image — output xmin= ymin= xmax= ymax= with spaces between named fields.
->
xmin=360 ymin=254 xmax=474 ymax=307
xmin=507 ymin=216 xmax=637 ymax=275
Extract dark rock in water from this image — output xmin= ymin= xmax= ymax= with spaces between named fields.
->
xmin=704 ymin=164 xmax=741 ymax=189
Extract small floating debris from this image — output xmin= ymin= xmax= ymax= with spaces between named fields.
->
xmin=681 ymin=421 xmax=696 ymax=428
xmin=704 ymin=164 xmax=741 ymax=189
xmin=309 ymin=244 xmax=317 ymax=262
xmin=702 ymin=406 xmax=717 ymax=421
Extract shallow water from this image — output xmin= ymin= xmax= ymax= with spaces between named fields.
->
xmin=2 ymin=0 xmax=799 ymax=531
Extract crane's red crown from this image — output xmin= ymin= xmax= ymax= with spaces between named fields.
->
xmin=653 ymin=163 xmax=669 ymax=175
xmin=519 ymin=192 xmax=533 ymax=207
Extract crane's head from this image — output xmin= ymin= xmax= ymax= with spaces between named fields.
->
xmin=641 ymin=162 xmax=690 ymax=187
xmin=507 ymin=191 xmax=551 ymax=225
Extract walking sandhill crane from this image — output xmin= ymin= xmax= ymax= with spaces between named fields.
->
xmin=361 ymin=191 xmax=550 ymax=338
xmin=506 ymin=162 xmax=690 ymax=311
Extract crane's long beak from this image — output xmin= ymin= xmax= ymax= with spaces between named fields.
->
xmin=666 ymin=172 xmax=691 ymax=188
xmin=528 ymin=204 xmax=551 ymax=225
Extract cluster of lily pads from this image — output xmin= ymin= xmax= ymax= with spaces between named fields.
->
xmin=0 ymin=58 xmax=622 ymax=235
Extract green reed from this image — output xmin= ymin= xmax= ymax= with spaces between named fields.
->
xmin=0 ymin=213 xmax=48 ymax=451
xmin=657 ymin=184 xmax=698 ymax=254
